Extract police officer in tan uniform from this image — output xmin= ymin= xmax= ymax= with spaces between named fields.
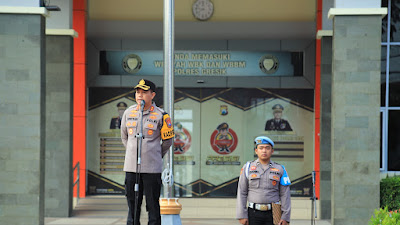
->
xmin=121 ymin=79 xmax=174 ymax=225
xmin=236 ymin=136 xmax=291 ymax=225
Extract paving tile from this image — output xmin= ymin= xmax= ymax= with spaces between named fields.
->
xmin=46 ymin=218 xmax=119 ymax=225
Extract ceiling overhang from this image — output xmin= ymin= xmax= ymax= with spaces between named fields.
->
xmin=87 ymin=0 xmax=316 ymax=40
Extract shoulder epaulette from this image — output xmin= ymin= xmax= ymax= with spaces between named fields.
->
xmin=272 ymin=161 xmax=280 ymax=165
xmin=158 ymin=108 xmax=166 ymax=114
xmin=244 ymin=160 xmax=255 ymax=179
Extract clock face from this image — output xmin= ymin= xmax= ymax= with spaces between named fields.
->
xmin=192 ymin=0 xmax=214 ymax=21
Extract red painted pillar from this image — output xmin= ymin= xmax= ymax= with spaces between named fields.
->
xmin=73 ymin=0 xmax=87 ymax=198
xmin=314 ymin=0 xmax=322 ymax=199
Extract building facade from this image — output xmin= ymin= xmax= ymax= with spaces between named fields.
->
xmin=0 ymin=0 xmax=397 ymax=224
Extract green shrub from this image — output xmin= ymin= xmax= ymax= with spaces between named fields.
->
xmin=381 ymin=176 xmax=400 ymax=211
xmin=369 ymin=207 xmax=400 ymax=225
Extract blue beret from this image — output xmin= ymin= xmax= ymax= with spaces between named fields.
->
xmin=254 ymin=136 xmax=274 ymax=147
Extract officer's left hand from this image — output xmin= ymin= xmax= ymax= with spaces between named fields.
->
xmin=279 ymin=219 xmax=289 ymax=225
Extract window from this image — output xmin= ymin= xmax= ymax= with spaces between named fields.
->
xmin=381 ymin=0 xmax=400 ymax=171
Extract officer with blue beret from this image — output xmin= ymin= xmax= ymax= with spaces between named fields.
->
xmin=265 ymin=104 xmax=292 ymax=131
xmin=236 ymin=136 xmax=291 ymax=225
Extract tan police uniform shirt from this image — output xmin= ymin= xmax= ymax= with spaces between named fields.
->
xmin=236 ymin=159 xmax=291 ymax=222
xmin=121 ymin=103 xmax=174 ymax=173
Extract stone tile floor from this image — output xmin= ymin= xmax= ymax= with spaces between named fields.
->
xmin=45 ymin=196 xmax=331 ymax=225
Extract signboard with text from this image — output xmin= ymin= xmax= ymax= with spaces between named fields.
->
xmin=101 ymin=51 xmax=302 ymax=76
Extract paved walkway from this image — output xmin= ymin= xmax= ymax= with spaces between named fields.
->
xmin=45 ymin=196 xmax=331 ymax=225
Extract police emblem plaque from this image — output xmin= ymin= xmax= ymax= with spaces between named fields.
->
xmin=259 ymin=54 xmax=279 ymax=74
xmin=122 ymin=54 xmax=142 ymax=74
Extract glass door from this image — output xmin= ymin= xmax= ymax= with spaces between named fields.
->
xmin=173 ymin=88 xmax=315 ymax=198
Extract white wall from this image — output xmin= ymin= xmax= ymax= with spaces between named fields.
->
xmin=46 ymin=0 xmax=73 ymax=29
xmin=335 ymin=0 xmax=381 ymax=8
xmin=0 ymin=0 xmax=40 ymax=7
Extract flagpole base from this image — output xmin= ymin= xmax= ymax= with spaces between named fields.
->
xmin=160 ymin=198 xmax=182 ymax=225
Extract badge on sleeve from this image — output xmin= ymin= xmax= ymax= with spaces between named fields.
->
xmin=280 ymin=165 xmax=291 ymax=186
xmin=161 ymin=114 xmax=174 ymax=140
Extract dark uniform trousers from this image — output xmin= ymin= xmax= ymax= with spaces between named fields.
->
xmin=248 ymin=208 xmax=273 ymax=225
xmin=125 ymin=172 xmax=162 ymax=225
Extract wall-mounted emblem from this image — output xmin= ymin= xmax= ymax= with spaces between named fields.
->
xmin=220 ymin=105 xmax=228 ymax=116
xmin=210 ymin=122 xmax=238 ymax=155
xmin=122 ymin=54 xmax=142 ymax=74
xmin=174 ymin=122 xmax=192 ymax=154
xmin=259 ymin=55 xmax=279 ymax=74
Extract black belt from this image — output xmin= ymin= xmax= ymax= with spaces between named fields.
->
xmin=248 ymin=202 xmax=272 ymax=211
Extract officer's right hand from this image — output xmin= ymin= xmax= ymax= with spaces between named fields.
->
xmin=238 ymin=218 xmax=248 ymax=225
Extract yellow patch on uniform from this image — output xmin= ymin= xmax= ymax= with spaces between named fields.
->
xmin=148 ymin=130 xmax=153 ymax=135
xmin=161 ymin=114 xmax=174 ymax=140
xmin=148 ymin=124 xmax=154 ymax=128
xmin=126 ymin=122 xmax=131 ymax=126
xmin=240 ymin=168 xmax=243 ymax=175
xmin=271 ymin=168 xmax=279 ymax=172
xmin=272 ymin=180 xmax=277 ymax=186
xmin=250 ymin=166 xmax=257 ymax=170
xmin=150 ymin=106 xmax=154 ymax=111
xmin=149 ymin=116 xmax=157 ymax=119
xmin=132 ymin=122 xmax=137 ymax=126
xmin=251 ymin=174 xmax=257 ymax=178
xmin=131 ymin=110 xmax=138 ymax=113
xmin=150 ymin=112 xmax=159 ymax=115
xmin=129 ymin=114 xmax=137 ymax=117
xmin=128 ymin=128 xmax=133 ymax=135
xmin=273 ymin=175 xmax=280 ymax=181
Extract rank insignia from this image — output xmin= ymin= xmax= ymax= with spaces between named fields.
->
xmin=129 ymin=128 xmax=133 ymax=135
xmin=150 ymin=116 xmax=157 ymax=119
xmin=271 ymin=168 xmax=279 ymax=172
xmin=250 ymin=166 xmax=257 ymax=171
xmin=251 ymin=174 xmax=257 ymax=178
xmin=148 ymin=124 xmax=154 ymax=128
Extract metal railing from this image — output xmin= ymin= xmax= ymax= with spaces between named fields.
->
xmin=73 ymin=162 xmax=80 ymax=201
